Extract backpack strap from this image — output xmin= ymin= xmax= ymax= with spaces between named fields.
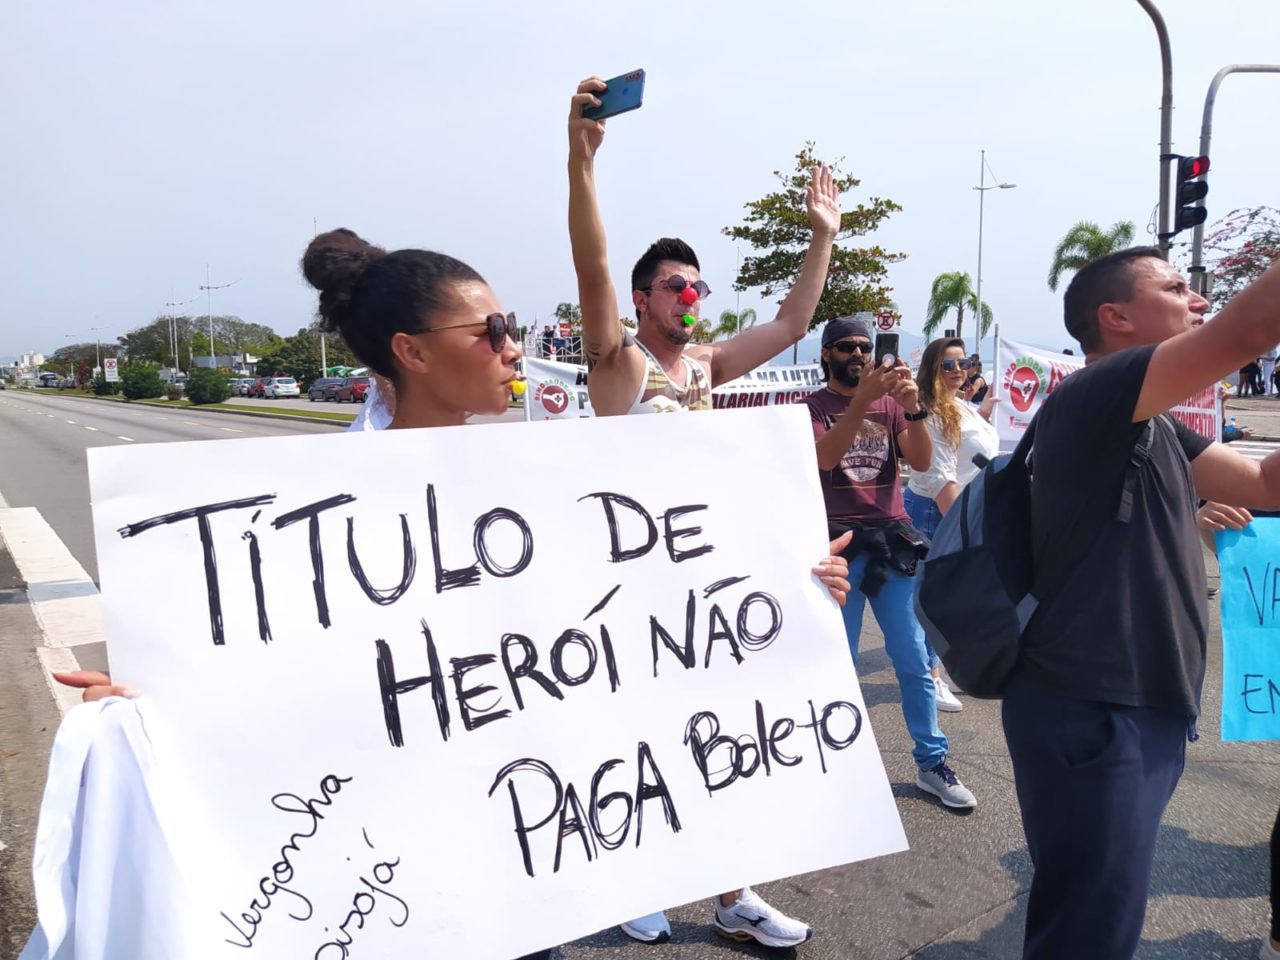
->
xmin=1116 ymin=417 xmax=1158 ymax=523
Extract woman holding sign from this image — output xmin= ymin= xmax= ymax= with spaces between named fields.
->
xmin=53 ymin=227 xmax=853 ymax=960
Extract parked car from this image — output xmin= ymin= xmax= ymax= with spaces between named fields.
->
xmin=59 ymin=378 xmax=76 ymax=389
xmin=336 ymin=376 xmax=372 ymax=403
xmin=234 ymin=377 xmax=256 ymax=395
xmin=307 ymin=376 xmax=344 ymax=402
xmin=246 ymin=377 xmax=268 ymax=399
xmin=263 ymin=377 xmax=300 ymax=399
xmin=37 ymin=373 xmax=60 ymax=388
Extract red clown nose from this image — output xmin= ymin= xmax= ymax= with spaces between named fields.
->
xmin=679 ymin=286 xmax=698 ymax=306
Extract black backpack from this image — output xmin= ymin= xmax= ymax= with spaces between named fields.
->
xmin=913 ymin=415 xmax=1155 ymax=698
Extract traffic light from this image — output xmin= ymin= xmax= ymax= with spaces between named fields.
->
xmin=1174 ymin=155 xmax=1210 ymax=233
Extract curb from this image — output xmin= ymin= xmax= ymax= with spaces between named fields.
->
xmin=17 ymin=390 xmax=354 ymax=428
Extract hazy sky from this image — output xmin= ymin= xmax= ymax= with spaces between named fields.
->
xmin=3 ymin=0 xmax=1277 ymax=363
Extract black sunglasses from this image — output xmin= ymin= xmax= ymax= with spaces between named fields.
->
xmin=829 ymin=340 xmax=873 ymax=355
xmin=426 ymin=312 xmax=518 ymax=352
xmin=941 ymin=358 xmax=977 ymax=372
xmin=644 ymin=275 xmax=712 ymax=300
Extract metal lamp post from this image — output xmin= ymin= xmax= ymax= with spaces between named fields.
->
xmin=199 ymin=264 xmax=240 ymax=369
xmin=974 ymin=150 xmax=1015 ymax=364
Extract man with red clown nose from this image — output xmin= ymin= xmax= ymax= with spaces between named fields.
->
xmin=565 ymin=75 xmax=844 ymax=949
xmin=567 ymin=76 xmax=841 ymax=419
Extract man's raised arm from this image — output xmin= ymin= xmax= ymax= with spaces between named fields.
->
xmin=568 ymin=78 xmax=628 ymax=370
xmin=1136 ymin=259 xmax=1280 ymax=422
xmin=706 ymin=165 xmax=840 ymax=386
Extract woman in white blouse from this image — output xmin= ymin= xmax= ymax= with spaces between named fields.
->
xmin=904 ymin=337 xmax=999 ymax=711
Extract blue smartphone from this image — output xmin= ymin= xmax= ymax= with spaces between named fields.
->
xmin=582 ymin=69 xmax=646 ymax=121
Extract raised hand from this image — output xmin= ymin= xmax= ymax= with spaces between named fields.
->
xmin=805 ymin=164 xmax=841 ymax=238
xmin=569 ymin=77 xmax=607 ymax=161
xmin=887 ymin=362 xmax=922 ymax=414
xmin=53 ymin=669 xmax=139 ymax=702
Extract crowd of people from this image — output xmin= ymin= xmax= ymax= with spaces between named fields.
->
xmin=40 ymin=75 xmax=1280 ymax=960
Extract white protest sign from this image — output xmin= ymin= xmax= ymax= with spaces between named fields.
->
xmin=87 ymin=407 xmax=906 ymax=960
xmin=523 ymin=356 xmax=824 ymax=421
xmin=993 ymin=335 xmax=1219 ymax=452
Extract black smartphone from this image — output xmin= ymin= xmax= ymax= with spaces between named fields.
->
xmin=582 ymin=69 xmax=646 ymax=121
xmin=874 ymin=333 xmax=900 ymax=368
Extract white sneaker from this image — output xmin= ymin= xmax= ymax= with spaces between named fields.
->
xmin=713 ymin=887 xmax=813 ymax=948
xmin=916 ymin=759 xmax=977 ymax=809
xmin=619 ymin=911 xmax=670 ymax=944
xmin=939 ymin=665 xmax=963 ymax=695
xmin=934 ymin=675 xmax=963 ymax=712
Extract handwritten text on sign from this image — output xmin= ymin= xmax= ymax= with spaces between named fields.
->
xmin=1218 ymin=517 xmax=1280 ymax=740
xmin=88 ymin=406 xmax=906 ymax=960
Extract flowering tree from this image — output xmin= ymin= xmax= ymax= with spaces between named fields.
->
xmin=1199 ymin=207 xmax=1280 ymax=311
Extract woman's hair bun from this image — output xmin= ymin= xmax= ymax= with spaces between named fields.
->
xmin=301 ymin=228 xmax=387 ymax=332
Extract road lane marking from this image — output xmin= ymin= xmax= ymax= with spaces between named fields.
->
xmin=116 ymin=436 xmax=134 ymax=442
xmin=220 ymin=427 xmax=243 ymax=433
xmin=183 ymin=420 xmax=201 ymax=426
xmin=84 ymin=426 xmax=98 ymax=432
xmin=65 ymin=419 xmax=76 ymax=424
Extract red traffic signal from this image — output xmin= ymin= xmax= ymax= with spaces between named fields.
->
xmin=1178 ymin=155 xmax=1210 ymax=179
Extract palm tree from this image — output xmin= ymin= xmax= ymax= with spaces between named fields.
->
xmin=713 ymin=308 xmax=757 ymax=340
xmin=924 ymin=271 xmax=993 ymax=340
xmin=1047 ymin=221 xmax=1135 ymax=291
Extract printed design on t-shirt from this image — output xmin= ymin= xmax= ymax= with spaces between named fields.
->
xmin=839 ymin=419 xmax=891 ymax=484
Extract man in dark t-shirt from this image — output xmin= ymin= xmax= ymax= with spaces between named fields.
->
xmin=1006 ymin=247 xmax=1280 ymax=960
xmin=805 ymin=314 xmax=977 ymax=811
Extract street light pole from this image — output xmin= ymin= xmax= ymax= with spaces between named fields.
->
xmin=1188 ymin=64 xmax=1280 ymax=293
xmin=89 ymin=327 xmax=103 ymax=371
xmin=199 ymin=264 xmax=240 ymax=369
xmin=1135 ymin=0 xmax=1174 ymax=259
xmin=973 ymin=150 xmax=1016 ymax=366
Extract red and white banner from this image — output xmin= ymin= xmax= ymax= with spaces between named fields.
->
xmin=523 ymin=357 xmax=824 ymax=421
xmin=994 ymin=336 xmax=1220 ymax=452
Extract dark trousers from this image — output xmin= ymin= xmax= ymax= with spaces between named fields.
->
xmin=1002 ymin=674 xmax=1187 ymax=960
xmin=1272 ymin=806 xmax=1280 ymax=942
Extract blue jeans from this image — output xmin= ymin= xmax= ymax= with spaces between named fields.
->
xmin=841 ymin=550 xmax=949 ymax=771
xmin=902 ymin=488 xmax=943 ymax=671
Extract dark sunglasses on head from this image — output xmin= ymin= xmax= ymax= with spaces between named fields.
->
xmin=941 ymin=358 xmax=976 ymax=372
xmin=829 ymin=340 xmax=873 ymax=355
xmin=426 ymin=312 xmax=518 ymax=352
xmin=644 ymin=275 xmax=712 ymax=300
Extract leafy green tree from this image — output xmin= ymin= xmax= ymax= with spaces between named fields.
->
xmin=723 ymin=142 xmax=904 ymax=339
xmin=51 ymin=341 xmax=116 ymax=373
xmin=1199 ymin=206 xmax=1280 ymax=311
xmin=923 ymin=272 xmax=993 ymax=340
xmin=1047 ymin=220 xmax=1135 ymax=291
xmin=713 ymin=308 xmax=757 ymax=340
xmin=120 ymin=363 xmax=164 ymax=400
xmin=185 ymin=368 xmax=234 ymax=405
xmin=257 ymin=327 xmax=357 ymax=386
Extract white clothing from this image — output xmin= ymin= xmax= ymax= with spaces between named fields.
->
xmin=626 ymin=340 xmax=713 ymax=414
xmin=907 ymin=400 xmax=1000 ymax=500
xmin=21 ymin=699 xmax=197 ymax=960
xmin=1264 ymin=359 xmax=1277 ymax=395
xmin=346 ymin=378 xmax=394 ymax=431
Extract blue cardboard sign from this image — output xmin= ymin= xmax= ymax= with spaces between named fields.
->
xmin=1218 ymin=518 xmax=1280 ymax=740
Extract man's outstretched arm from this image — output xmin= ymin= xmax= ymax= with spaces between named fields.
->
xmin=705 ymin=165 xmax=840 ymax=385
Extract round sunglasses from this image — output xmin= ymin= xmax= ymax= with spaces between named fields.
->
xmin=425 ymin=312 xmax=518 ymax=352
xmin=941 ymin=358 xmax=977 ymax=372
xmin=644 ymin=275 xmax=712 ymax=300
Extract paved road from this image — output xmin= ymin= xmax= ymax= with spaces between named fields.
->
xmin=0 ymin=392 xmax=1276 ymax=958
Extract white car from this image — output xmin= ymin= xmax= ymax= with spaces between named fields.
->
xmin=263 ymin=377 xmax=300 ymax=399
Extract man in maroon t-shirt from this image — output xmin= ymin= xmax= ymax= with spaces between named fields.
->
xmin=803 ymin=315 xmax=977 ymax=810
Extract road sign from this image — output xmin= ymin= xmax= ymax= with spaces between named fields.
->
xmin=104 ymin=358 xmax=119 ymax=382
xmin=876 ymin=312 xmax=897 ymax=332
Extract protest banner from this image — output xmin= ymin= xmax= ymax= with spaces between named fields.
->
xmin=84 ymin=406 xmax=907 ymax=960
xmin=523 ymin=357 xmax=824 ymax=421
xmin=1217 ymin=518 xmax=1280 ymax=741
xmin=994 ymin=336 xmax=1220 ymax=452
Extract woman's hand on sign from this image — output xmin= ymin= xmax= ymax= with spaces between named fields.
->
xmin=1196 ymin=501 xmax=1253 ymax=533
xmin=979 ymin=392 xmax=998 ymax=422
xmin=52 ymin=670 xmax=139 ymax=703
xmin=816 ymin=532 xmax=853 ymax=607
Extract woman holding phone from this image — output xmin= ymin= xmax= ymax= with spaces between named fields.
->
xmin=903 ymin=337 xmax=998 ymax=710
